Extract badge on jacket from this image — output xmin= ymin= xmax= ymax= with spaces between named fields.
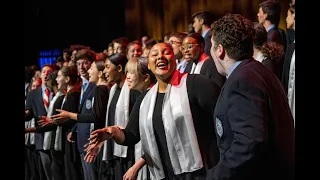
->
xmin=86 ymin=99 xmax=92 ymax=109
xmin=216 ymin=118 xmax=223 ymax=137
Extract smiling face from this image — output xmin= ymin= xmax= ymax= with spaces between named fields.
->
xmin=127 ymin=44 xmax=143 ymax=60
xmin=103 ymin=59 xmax=120 ymax=84
xmin=56 ymin=70 xmax=68 ymax=90
xmin=181 ymin=37 xmax=201 ymax=62
xmin=148 ymin=43 xmax=176 ymax=82
xmin=88 ymin=61 xmax=99 ymax=84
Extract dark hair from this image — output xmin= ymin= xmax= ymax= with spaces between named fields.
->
xmin=59 ymin=66 xmax=79 ymax=85
xmin=211 ymin=14 xmax=254 ymax=60
xmin=25 ymin=66 xmax=35 ymax=83
xmin=113 ymin=37 xmax=130 ymax=48
xmin=169 ymin=32 xmax=188 ymax=42
xmin=75 ymin=49 xmax=96 ymax=63
xmin=69 ymin=44 xmax=90 ymax=51
xmin=186 ymin=33 xmax=205 ymax=46
xmin=289 ymin=4 xmax=295 ymax=15
xmin=253 ymin=22 xmax=267 ymax=50
xmin=108 ymin=53 xmax=128 ymax=72
xmin=192 ymin=10 xmax=215 ymax=26
xmin=47 ymin=70 xmax=58 ymax=87
xmin=259 ymin=0 xmax=281 ymax=27
xmin=145 ymin=39 xmax=157 ymax=47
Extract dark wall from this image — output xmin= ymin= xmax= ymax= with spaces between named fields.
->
xmin=24 ymin=0 xmax=125 ymax=66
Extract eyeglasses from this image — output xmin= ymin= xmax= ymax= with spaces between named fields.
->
xmin=169 ymin=40 xmax=182 ymax=45
xmin=179 ymin=44 xmax=200 ymax=52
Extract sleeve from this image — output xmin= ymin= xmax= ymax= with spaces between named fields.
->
xmin=77 ymin=86 xmax=109 ymax=124
xmin=35 ymin=123 xmax=57 ymax=133
xmin=202 ymin=59 xmax=226 ymax=89
xmin=121 ymin=92 xmax=146 ymax=146
xmin=188 ymin=74 xmax=221 ymax=113
xmin=70 ymin=123 xmax=78 ymax=132
xmin=25 ymin=91 xmax=34 ymax=121
xmin=211 ymin=78 xmax=269 ymax=179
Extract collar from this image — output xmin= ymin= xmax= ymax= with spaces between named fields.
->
xmin=202 ymin=29 xmax=210 ymax=38
xmin=266 ymin=24 xmax=275 ymax=32
xmin=227 ymin=61 xmax=242 ymax=79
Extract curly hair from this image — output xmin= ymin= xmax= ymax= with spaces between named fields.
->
xmin=261 ymin=42 xmax=284 ymax=61
xmin=211 ymin=13 xmax=254 ymax=60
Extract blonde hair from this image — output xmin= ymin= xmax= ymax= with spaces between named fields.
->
xmin=125 ymin=56 xmax=156 ymax=84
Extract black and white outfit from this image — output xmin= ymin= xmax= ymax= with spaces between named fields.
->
xmin=122 ymin=71 xmax=221 ymax=180
xmin=101 ymin=81 xmax=141 ymax=180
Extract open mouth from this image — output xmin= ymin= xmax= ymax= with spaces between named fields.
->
xmin=156 ymin=59 xmax=169 ymax=69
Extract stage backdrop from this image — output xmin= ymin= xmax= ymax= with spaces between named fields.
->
xmin=124 ymin=0 xmax=290 ymax=41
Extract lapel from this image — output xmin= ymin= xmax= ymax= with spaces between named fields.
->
xmin=79 ymin=82 xmax=94 ymax=111
xmin=214 ymin=59 xmax=252 ymax=117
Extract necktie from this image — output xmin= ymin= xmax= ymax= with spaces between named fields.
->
xmin=43 ymin=88 xmax=50 ymax=110
xmin=80 ymin=82 xmax=87 ymax=103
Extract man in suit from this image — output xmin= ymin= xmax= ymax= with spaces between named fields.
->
xmin=26 ymin=64 xmax=54 ymax=180
xmin=192 ymin=10 xmax=215 ymax=58
xmin=69 ymin=48 xmax=97 ymax=180
xmin=206 ymin=14 xmax=295 ymax=180
xmin=257 ymin=0 xmax=286 ymax=49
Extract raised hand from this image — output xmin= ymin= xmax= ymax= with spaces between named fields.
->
xmin=88 ymin=127 xmax=114 ymax=147
xmin=51 ymin=109 xmax=70 ymax=124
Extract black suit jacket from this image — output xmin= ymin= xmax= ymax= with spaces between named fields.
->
xmin=204 ymin=30 xmax=212 ymax=58
xmin=267 ymin=27 xmax=285 ymax=47
xmin=282 ymin=43 xmax=295 ymax=93
xmin=206 ymin=58 xmax=295 ymax=180
xmin=25 ymin=87 xmax=50 ymax=150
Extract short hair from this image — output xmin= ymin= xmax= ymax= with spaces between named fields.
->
xmin=253 ymin=22 xmax=267 ymax=50
xmin=192 ymin=10 xmax=214 ymax=26
xmin=75 ymin=49 xmax=96 ymax=63
xmin=126 ymin=40 xmax=143 ymax=54
xmin=211 ymin=13 xmax=254 ymax=60
xmin=113 ymin=37 xmax=130 ymax=48
xmin=125 ymin=56 xmax=156 ymax=85
xmin=259 ymin=0 xmax=281 ymax=26
xmin=144 ymin=39 xmax=157 ymax=48
xmin=69 ymin=44 xmax=90 ymax=51
xmin=185 ymin=33 xmax=205 ymax=46
xmin=168 ymin=32 xmax=188 ymax=42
